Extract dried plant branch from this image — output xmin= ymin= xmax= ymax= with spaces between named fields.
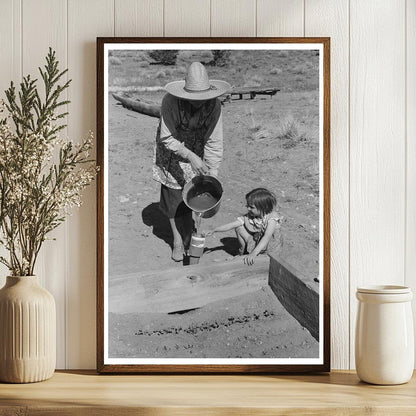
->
xmin=0 ymin=48 xmax=97 ymax=276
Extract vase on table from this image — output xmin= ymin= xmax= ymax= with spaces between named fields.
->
xmin=355 ymin=285 xmax=414 ymax=385
xmin=0 ymin=275 xmax=56 ymax=383
xmin=0 ymin=50 xmax=95 ymax=382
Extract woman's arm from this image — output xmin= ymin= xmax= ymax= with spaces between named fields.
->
xmin=203 ymin=100 xmax=223 ymax=177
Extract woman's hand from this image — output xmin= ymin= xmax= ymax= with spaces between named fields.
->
xmin=188 ymin=153 xmax=209 ymax=175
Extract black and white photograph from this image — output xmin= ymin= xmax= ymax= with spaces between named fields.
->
xmin=97 ymin=39 xmax=330 ymax=372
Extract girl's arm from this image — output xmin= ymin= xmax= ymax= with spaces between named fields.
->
xmin=244 ymin=220 xmax=277 ymax=265
xmin=205 ymin=219 xmax=242 ymax=236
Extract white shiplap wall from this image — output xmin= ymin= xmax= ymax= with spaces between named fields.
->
xmin=0 ymin=0 xmax=414 ymax=370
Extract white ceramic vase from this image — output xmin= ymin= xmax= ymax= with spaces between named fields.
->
xmin=355 ymin=285 xmax=414 ymax=385
xmin=0 ymin=276 xmax=56 ymax=383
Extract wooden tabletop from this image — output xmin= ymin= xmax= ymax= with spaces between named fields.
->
xmin=0 ymin=370 xmax=415 ymax=415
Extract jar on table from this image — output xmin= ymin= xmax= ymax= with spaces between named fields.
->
xmin=355 ymin=285 xmax=414 ymax=385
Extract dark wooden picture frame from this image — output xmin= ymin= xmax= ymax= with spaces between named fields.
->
xmin=97 ymin=37 xmax=330 ymax=373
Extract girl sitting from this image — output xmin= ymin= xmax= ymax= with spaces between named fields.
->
xmin=205 ymin=188 xmax=283 ymax=265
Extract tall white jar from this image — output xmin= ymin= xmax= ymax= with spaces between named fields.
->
xmin=355 ymin=285 xmax=414 ymax=385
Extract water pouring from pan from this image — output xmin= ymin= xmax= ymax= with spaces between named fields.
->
xmin=182 ymin=175 xmax=223 ymax=264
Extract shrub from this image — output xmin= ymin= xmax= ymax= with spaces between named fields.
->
xmin=148 ymin=50 xmax=178 ymax=65
xmin=276 ymin=50 xmax=289 ymax=58
xmin=176 ymin=50 xmax=213 ymax=66
xmin=277 ymin=115 xmax=309 ymax=149
xmin=200 ymin=50 xmax=213 ymax=59
xmin=211 ymin=50 xmax=231 ymax=67
xmin=292 ymin=64 xmax=309 ymax=75
xmin=244 ymin=74 xmax=263 ymax=87
xmin=137 ymin=61 xmax=150 ymax=68
xmin=109 ymin=56 xmax=122 ymax=66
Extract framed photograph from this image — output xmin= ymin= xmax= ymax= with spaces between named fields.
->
xmin=97 ymin=37 xmax=330 ymax=373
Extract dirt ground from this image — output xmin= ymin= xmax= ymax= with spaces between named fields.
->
xmin=109 ymin=286 xmax=318 ymax=359
xmin=108 ymin=91 xmax=319 ymax=276
xmin=107 ymin=49 xmax=320 ymax=359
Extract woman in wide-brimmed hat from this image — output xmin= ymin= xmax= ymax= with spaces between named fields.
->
xmin=152 ymin=61 xmax=231 ymax=262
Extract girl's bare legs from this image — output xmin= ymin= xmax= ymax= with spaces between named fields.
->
xmin=235 ymin=226 xmax=251 ymax=255
xmin=169 ymin=218 xmax=184 ymax=261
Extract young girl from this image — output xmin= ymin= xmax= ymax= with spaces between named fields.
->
xmin=205 ymin=188 xmax=283 ymax=265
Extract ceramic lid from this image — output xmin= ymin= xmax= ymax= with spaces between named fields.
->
xmin=357 ymin=285 xmax=411 ymax=294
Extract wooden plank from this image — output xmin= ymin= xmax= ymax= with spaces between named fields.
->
xmin=67 ymin=0 xmax=114 ymax=369
xmin=269 ymin=256 xmax=319 ymax=340
xmin=109 ymin=257 xmax=269 ymax=314
xmin=114 ymin=0 xmax=163 ymax=37
xmin=0 ymin=0 xmax=21 ymax=287
xmin=211 ymin=0 xmax=256 ymax=37
xmin=349 ymin=0 xmax=406 ymax=369
xmin=112 ymin=89 xmax=279 ymax=116
xmin=112 ymin=93 xmax=161 ymax=118
xmin=22 ymin=0 xmax=67 ymax=369
xmin=257 ymin=0 xmax=304 ymax=37
xmin=230 ymin=87 xmax=279 ymax=94
xmin=406 ymin=0 xmax=416 ymax=367
xmin=164 ymin=0 xmax=210 ymax=37
xmin=225 ymin=88 xmax=280 ymax=102
xmin=305 ymin=0 xmax=350 ymax=369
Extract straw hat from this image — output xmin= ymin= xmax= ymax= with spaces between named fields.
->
xmin=164 ymin=62 xmax=231 ymax=100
